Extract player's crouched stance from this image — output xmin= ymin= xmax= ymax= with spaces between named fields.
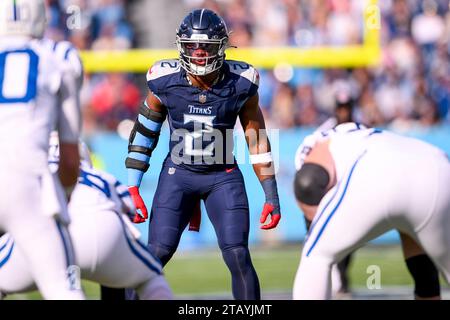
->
xmin=0 ymin=135 xmax=173 ymax=300
xmin=292 ymin=123 xmax=450 ymax=300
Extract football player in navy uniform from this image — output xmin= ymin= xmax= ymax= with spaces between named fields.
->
xmin=124 ymin=9 xmax=281 ymax=300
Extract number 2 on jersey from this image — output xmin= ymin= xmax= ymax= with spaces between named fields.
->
xmin=0 ymin=49 xmax=38 ymax=104
xmin=184 ymin=114 xmax=216 ymax=156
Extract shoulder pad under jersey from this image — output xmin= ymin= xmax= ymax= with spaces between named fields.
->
xmin=332 ymin=122 xmax=368 ymax=134
xmin=146 ymin=59 xmax=180 ymax=101
xmin=39 ymin=39 xmax=83 ymax=80
xmin=146 ymin=59 xmax=181 ymax=82
xmin=226 ymin=60 xmax=260 ymax=87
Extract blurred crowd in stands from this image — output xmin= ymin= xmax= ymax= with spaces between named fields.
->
xmin=45 ymin=0 xmax=138 ymax=133
xmin=45 ymin=0 xmax=450 ymax=133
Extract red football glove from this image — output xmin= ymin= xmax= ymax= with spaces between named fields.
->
xmin=128 ymin=186 xmax=148 ymax=224
xmin=260 ymin=203 xmax=281 ymax=230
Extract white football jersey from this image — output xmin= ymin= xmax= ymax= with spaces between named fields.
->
xmin=69 ymin=165 xmax=135 ymax=219
xmin=36 ymin=38 xmax=83 ymax=89
xmin=295 ymin=122 xmax=371 ymax=175
xmin=293 ymin=126 xmax=450 ymax=299
xmin=299 ymin=122 xmax=446 ymax=182
xmin=0 ymin=37 xmax=81 ymax=174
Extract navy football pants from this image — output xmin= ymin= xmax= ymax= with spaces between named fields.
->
xmin=148 ymin=164 xmax=260 ymax=300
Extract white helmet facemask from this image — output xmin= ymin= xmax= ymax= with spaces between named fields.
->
xmin=176 ymin=35 xmax=229 ymax=76
xmin=48 ymin=131 xmax=94 ymax=173
xmin=175 ymin=9 xmax=230 ymax=76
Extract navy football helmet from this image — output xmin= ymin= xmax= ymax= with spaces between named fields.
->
xmin=176 ymin=9 xmax=230 ymax=76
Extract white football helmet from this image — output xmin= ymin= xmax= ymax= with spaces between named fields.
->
xmin=0 ymin=0 xmax=47 ymax=39
xmin=48 ymin=131 xmax=94 ymax=173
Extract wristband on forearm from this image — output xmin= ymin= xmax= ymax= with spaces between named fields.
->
xmin=261 ymin=177 xmax=280 ymax=214
xmin=250 ymin=152 xmax=272 ymax=164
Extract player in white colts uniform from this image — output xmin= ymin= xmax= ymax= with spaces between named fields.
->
xmin=0 ymin=135 xmax=173 ymax=300
xmin=300 ymin=86 xmax=441 ymax=299
xmin=292 ymin=123 xmax=450 ymax=299
xmin=300 ymin=84 xmax=358 ymax=297
xmin=37 ymin=37 xmax=84 ymax=96
xmin=0 ymin=0 xmax=84 ymax=299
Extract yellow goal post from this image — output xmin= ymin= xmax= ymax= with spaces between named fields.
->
xmin=80 ymin=0 xmax=380 ymax=73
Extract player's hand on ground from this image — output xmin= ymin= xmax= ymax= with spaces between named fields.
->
xmin=260 ymin=203 xmax=281 ymax=230
xmin=128 ymin=186 xmax=148 ymax=224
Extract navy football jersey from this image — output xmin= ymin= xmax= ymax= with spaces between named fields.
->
xmin=146 ymin=59 xmax=259 ymax=172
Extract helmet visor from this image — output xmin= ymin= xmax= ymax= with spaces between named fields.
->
xmin=178 ymin=38 xmax=223 ymax=66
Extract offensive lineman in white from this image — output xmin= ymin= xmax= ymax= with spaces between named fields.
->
xmin=0 ymin=0 xmax=84 ymax=299
xmin=292 ymin=123 xmax=450 ymax=299
xmin=0 ymin=135 xmax=173 ymax=300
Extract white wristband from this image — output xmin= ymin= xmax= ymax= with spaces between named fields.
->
xmin=250 ymin=152 xmax=273 ymax=164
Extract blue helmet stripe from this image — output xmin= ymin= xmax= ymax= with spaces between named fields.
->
xmin=13 ymin=0 xmax=18 ymax=21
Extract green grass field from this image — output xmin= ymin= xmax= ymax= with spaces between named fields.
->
xmin=164 ymin=243 xmax=417 ymax=296
xmin=7 ymin=243 xmax=423 ymax=300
